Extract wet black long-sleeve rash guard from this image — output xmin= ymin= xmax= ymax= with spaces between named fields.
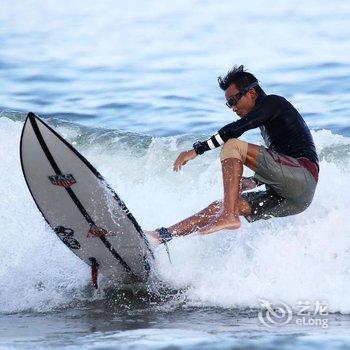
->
xmin=194 ymin=93 xmax=319 ymax=168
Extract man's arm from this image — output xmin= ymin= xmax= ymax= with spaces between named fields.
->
xmin=173 ymin=95 xmax=281 ymax=171
xmin=173 ymin=109 xmax=272 ymax=172
xmin=193 ymin=95 xmax=281 ymax=155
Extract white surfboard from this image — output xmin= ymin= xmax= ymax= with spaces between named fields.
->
xmin=20 ymin=112 xmax=154 ymax=287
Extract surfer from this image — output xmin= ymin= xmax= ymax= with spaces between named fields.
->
xmin=149 ymin=65 xmax=319 ymax=245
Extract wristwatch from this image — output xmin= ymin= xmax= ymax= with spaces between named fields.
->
xmin=193 ymin=141 xmax=204 ymax=155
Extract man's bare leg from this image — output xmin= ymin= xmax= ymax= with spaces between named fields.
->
xmin=196 ymin=143 xmax=260 ymax=234
xmin=147 ymin=200 xmax=222 ymax=243
xmin=147 ymin=198 xmax=251 ymax=243
xmin=167 ymin=195 xmax=255 ymax=236
xmin=167 ymin=200 xmax=222 ymax=236
xmin=147 ymin=143 xmax=261 ymax=242
xmin=197 ymin=158 xmax=243 ymax=234
xmin=164 ymin=143 xmax=260 ymax=237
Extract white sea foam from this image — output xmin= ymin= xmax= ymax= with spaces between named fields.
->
xmin=0 ymin=117 xmax=349 ymax=313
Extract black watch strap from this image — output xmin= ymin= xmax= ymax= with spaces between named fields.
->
xmin=193 ymin=141 xmax=204 ymax=155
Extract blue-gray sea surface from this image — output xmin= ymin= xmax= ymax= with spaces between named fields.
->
xmin=1 ymin=0 xmax=350 ymax=349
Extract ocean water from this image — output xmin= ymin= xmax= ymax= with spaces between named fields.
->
xmin=1 ymin=0 xmax=350 ymax=349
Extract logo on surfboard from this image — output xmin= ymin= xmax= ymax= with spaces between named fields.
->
xmin=87 ymin=224 xmax=114 ymax=238
xmin=48 ymin=174 xmax=76 ymax=188
xmin=54 ymin=226 xmax=81 ymax=250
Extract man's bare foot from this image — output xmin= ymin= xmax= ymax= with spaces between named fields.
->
xmin=197 ymin=212 xmax=241 ymax=235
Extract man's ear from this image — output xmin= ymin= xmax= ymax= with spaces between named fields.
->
xmin=249 ymin=88 xmax=258 ymax=100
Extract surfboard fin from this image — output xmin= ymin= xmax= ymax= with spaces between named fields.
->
xmin=89 ymin=257 xmax=99 ymax=289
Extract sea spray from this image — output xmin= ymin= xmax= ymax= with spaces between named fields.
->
xmin=1 ymin=116 xmax=349 ymax=313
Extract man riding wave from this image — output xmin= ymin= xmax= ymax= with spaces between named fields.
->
xmin=149 ymin=65 xmax=319 ymax=244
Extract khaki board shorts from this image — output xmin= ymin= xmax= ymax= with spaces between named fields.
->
xmin=242 ymin=147 xmax=317 ymax=223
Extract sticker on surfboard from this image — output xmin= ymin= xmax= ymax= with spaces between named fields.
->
xmin=48 ymin=174 xmax=76 ymax=188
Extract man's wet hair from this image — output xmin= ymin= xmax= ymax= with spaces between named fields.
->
xmin=218 ymin=65 xmax=263 ymax=94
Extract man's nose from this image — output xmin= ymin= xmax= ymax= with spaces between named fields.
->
xmin=232 ymin=105 xmax=238 ymax=112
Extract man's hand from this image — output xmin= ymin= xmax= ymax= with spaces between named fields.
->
xmin=173 ymin=149 xmax=197 ymax=172
xmin=240 ymin=176 xmax=258 ymax=191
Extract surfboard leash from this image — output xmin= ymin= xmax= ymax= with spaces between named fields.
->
xmin=164 ymin=242 xmax=172 ymax=264
xmin=157 ymin=227 xmax=173 ymax=264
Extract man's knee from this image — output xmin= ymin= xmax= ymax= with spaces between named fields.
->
xmin=220 ymin=138 xmax=248 ymax=163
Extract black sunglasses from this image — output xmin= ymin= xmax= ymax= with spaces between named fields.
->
xmin=225 ymin=81 xmax=259 ymax=108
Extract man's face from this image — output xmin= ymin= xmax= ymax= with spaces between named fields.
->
xmin=225 ymin=83 xmax=257 ymax=118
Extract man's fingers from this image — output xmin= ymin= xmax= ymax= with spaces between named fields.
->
xmin=173 ymin=158 xmax=180 ymax=171
xmin=173 ymin=157 xmax=182 ymax=171
xmin=173 ymin=152 xmax=192 ymax=172
xmin=174 ymin=162 xmax=181 ymax=172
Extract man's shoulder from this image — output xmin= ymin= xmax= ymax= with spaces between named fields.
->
xmin=263 ymin=94 xmax=294 ymax=109
xmin=264 ymin=94 xmax=285 ymax=103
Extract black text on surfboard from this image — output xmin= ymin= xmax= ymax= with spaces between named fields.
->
xmin=54 ymin=226 xmax=81 ymax=250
